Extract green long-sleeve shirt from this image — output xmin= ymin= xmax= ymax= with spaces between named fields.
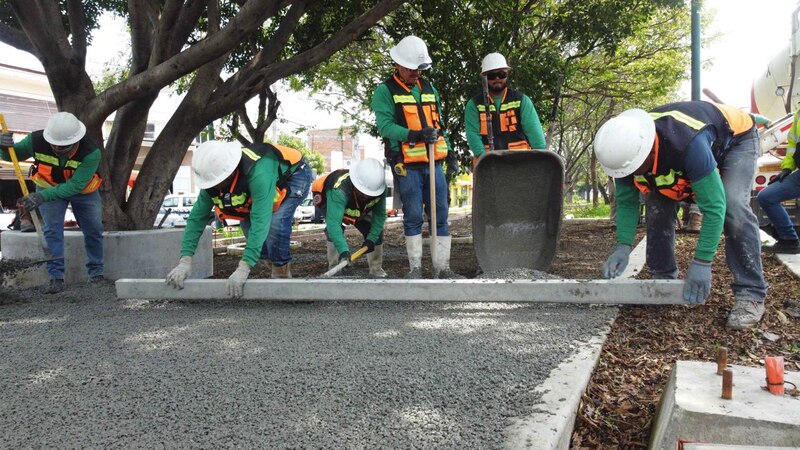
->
xmin=2 ymin=133 xmax=101 ymax=201
xmin=464 ymin=92 xmax=546 ymax=157
xmin=371 ymin=79 xmax=453 ymax=156
xmin=324 ymin=187 xmax=387 ymax=254
xmin=614 ymin=169 xmax=726 ymax=262
xmin=181 ymin=155 xmax=284 ymax=267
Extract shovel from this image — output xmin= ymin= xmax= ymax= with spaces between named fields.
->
xmin=321 ymin=245 xmax=368 ymax=277
xmin=0 ymin=113 xmax=50 ymax=258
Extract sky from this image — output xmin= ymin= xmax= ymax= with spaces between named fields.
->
xmin=2 ymin=0 xmax=798 ymax=144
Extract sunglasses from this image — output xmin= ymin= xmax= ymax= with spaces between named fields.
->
xmin=486 ymin=71 xmax=508 ymax=80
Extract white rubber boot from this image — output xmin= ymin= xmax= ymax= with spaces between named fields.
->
xmin=434 ymin=235 xmax=463 ymax=279
xmin=367 ymin=244 xmax=388 ymax=278
xmin=326 ymin=241 xmax=339 ymax=270
xmin=405 ymin=234 xmax=423 ymax=279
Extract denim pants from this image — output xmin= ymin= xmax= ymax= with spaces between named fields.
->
xmin=757 ymin=169 xmax=800 ymax=240
xmin=646 ymin=128 xmax=768 ymax=301
xmin=240 ymin=163 xmax=312 ymax=266
xmin=396 ymin=162 xmax=449 ymax=237
xmin=37 ymin=189 xmax=104 ymax=280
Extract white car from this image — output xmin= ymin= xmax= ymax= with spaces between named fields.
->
xmin=293 ymin=198 xmax=315 ymax=223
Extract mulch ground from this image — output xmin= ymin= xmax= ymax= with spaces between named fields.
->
xmin=213 ymin=215 xmax=800 ymax=448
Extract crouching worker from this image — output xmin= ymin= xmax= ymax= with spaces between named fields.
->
xmin=593 ymin=102 xmax=768 ymax=329
xmin=312 ymin=158 xmax=388 ymax=278
xmin=166 ymin=140 xmax=312 ymax=298
xmin=1 ymin=112 xmax=104 ymax=294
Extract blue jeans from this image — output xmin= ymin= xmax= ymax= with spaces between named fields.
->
xmin=757 ymin=169 xmax=800 ymax=240
xmin=396 ymin=162 xmax=449 ymax=237
xmin=37 ymin=189 xmax=104 ymax=280
xmin=240 ymin=162 xmax=312 ymax=266
xmin=646 ymin=128 xmax=768 ymax=301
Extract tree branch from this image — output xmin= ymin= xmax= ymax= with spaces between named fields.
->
xmin=0 ymin=22 xmax=35 ymax=54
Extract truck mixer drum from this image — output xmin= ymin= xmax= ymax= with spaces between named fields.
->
xmin=472 ymin=150 xmax=564 ymax=273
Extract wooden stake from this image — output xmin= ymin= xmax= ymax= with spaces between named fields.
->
xmin=721 ymin=368 xmax=733 ymax=400
xmin=716 ymin=347 xmax=728 ymax=375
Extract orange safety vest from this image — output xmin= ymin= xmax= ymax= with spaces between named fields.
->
xmin=384 ymin=74 xmax=448 ymax=163
xmin=30 ymin=131 xmax=102 ymax=194
xmin=471 ymin=88 xmax=531 ymax=152
xmin=209 ymin=143 xmax=305 ymax=221
xmin=311 ymin=170 xmax=382 ymax=224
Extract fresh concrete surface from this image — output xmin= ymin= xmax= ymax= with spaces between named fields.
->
xmin=649 ymin=361 xmax=800 ymax=450
xmin=775 ymin=252 xmax=800 ymax=279
xmin=116 ymin=278 xmax=687 ymax=304
xmin=1 ymin=227 xmax=212 ymax=286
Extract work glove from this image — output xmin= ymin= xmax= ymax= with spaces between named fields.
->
xmin=407 ymin=129 xmax=424 ymax=145
xmin=0 ymin=132 xmax=14 ymax=147
xmin=226 ymin=260 xmax=251 ymax=299
xmin=421 ymin=127 xmax=438 ymax=144
xmin=18 ymin=192 xmax=44 ymax=211
xmin=339 ymin=251 xmax=352 ymax=275
xmin=166 ymin=256 xmax=192 ymax=289
xmin=768 ymin=168 xmax=793 ymax=185
xmin=601 ymin=243 xmax=632 ymax=279
xmin=683 ymin=259 xmax=712 ymax=304
xmin=362 ymin=239 xmax=375 ymax=254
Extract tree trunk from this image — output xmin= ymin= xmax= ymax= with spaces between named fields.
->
xmin=590 ymin=149 xmax=598 ymax=208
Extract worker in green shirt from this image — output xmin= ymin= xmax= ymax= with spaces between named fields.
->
xmin=166 ymin=140 xmax=312 ymax=298
xmin=370 ymin=35 xmax=460 ymax=279
xmin=464 ymin=52 xmax=546 ymax=165
xmin=0 ymin=112 xmax=104 ymax=294
xmin=593 ymin=102 xmax=769 ymax=330
xmin=311 ymin=158 xmax=387 ymax=277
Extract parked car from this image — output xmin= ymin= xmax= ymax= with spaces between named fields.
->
xmin=294 ymin=198 xmax=315 ymax=223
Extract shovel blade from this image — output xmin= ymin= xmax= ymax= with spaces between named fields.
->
xmin=472 ymin=150 xmax=564 ymax=273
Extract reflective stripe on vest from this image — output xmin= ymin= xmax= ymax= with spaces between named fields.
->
xmin=472 ymin=89 xmax=530 ymax=151
xmin=29 ymin=132 xmax=103 ymax=194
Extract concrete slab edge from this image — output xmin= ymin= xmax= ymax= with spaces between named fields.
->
xmin=503 ymin=313 xmax=618 ymax=449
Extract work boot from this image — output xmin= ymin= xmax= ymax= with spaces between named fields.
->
xmin=726 ymin=299 xmax=766 ymax=330
xmin=433 ymin=235 xmax=464 ymax=279
xmin=46 ymin=279 xmax=65 ymax=294
xmin=89 ymin=275 xmax=105 ymax=283
xmin=367 ymin=244 xmax=388 ymax=278
xmin=271 ymin=263 xmax=292 ymax=279
xmin=762 ymin=239 xmax=800 ymax=254
xmin=405 ymin=234 xmax=423 ymax=279
xmin=683 ymin=211 xmax=702 ymax=233
xmin=326 ymin=241 xmax=339 ymax=270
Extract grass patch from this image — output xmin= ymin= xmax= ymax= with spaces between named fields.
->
xmin=565 ymin=204 xmax=611 ymax=218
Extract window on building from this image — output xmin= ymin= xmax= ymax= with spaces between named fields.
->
xmin=144 ymin=123 xmax=156 ymax=140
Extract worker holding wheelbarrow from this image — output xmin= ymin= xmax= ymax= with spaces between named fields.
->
xmin=1 ymin=112 xmax=104 ymax=294
xmin=311 ymin=158 xmax=388 ymax=278
xmin=371 ymin=35 xmax=460 ymax=279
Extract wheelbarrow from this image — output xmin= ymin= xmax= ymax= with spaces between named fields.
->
xmin=472 ymin=150 xmax=564 ymax=273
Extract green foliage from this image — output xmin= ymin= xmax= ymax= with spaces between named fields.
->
xmin=565 ymin=204 xmax=611 ymax=218
xmin=276 ymin=134 xmax=326 ymax=175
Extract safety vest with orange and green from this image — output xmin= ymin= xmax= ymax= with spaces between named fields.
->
xmin=30 ymin=131 xmax=102 ymax=194
xmin=384 ymin=74 xmax=448 ymax=164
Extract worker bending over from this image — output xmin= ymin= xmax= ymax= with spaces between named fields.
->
xmin=594 ymin=102 xmax=769 ymax=330
xmin=312 ymin=158 xmax=388 ymax=277
xmin=166 ymin=140 xmax=311 ymax=298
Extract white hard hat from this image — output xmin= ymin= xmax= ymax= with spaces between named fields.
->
xmin=192 ymin=140 xmax=242 ymax=189
xmin=593 ymin=109 xmax=656 ymax=178
xmin=350 ymin=158 xmax=386 ymax=197
xmin=481 ymin=53 xmax=511 ymax=74
xmin=390 ymin=35 xmax=432 ymax=70
xmin=43 ymin=112 xmax=86 ymax=146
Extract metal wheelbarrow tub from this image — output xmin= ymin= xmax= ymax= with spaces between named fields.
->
xmin=472 ymin=150 xmax=564 ymax=272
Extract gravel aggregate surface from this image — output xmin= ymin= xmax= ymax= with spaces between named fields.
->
xmin=1 ymin=279 xmax=616 ymax=448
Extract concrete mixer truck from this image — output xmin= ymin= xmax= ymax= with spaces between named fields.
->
xmin=746 ymin=6 xmax=800 ymax=233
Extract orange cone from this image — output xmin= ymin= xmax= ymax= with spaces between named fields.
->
xmin=765 ymin=356 xmax=785 ymax=395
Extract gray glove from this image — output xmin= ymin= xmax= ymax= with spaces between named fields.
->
xmin=166 ymin=256 xmax=192 ymax=289
xmin=19 ymin=192 xmax=44 ymax=211
xmin=0 ymin=132 xmax=14 ymax=147
xmin=602 ymin=243 xmax=632 ymax=279
xmin=421 ymin=127 xmax=438 ymax=144
xmin=683 ymin=259 xmax=711 ymax=304
xmin=227 ymin=260 xmax=251 ymax=298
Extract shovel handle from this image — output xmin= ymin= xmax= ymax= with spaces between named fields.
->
xmin=1 ymin=113 xmax=49 ymax=253
xmin=321 ymin=245 xmax=369 ymax=278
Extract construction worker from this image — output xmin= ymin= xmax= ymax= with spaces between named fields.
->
xmin=464 ymin=52 xmax=546 ymax=163
xmin=593 ymin=102 xmax=769 ymax=330
xmin=311 ymin=158 xmax=388 ymax=277
xmin=166 ymin=140 xmax=312 ymax=298
xmin=0 ymin=112 xmax=104 ymax=294
xmin=371 ymin=35 xmax=460 ymax=279
xmin=757 ymin=109 xmax=800 ymax=254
